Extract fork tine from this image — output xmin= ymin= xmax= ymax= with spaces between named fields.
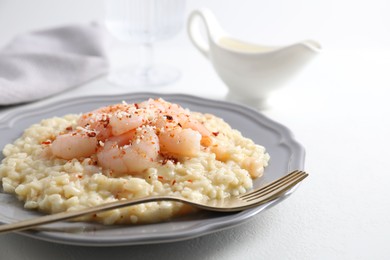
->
xmin=241 ymin=171 xmax=308 ymax=203
xmin=240 ymin=170 xmax=302 ymax=200
xmin=244 ymin=172 xmax=308 ymax=205
xmin=243 ymin=171 xmax=307 ymax=201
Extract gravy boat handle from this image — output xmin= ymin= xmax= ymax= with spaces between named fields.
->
xmin=187 ymin=8 xmax=224 ymax=59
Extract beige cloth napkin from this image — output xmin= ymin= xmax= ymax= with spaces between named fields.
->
xmin=0 ymin=23 xmax=109 ymax=105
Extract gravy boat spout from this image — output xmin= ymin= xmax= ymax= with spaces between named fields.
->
xmin=188 ymin=8 xmax=321 ymax=108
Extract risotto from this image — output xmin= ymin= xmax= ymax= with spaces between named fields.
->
xmin=0 ymin=98 xmax=269 ymax=224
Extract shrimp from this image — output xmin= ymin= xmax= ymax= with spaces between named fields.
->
xmin=77 ymin=112 xmax=112 ymax=141
xmin=51 ymin=130 xmax=98 ymax=160
xmin=110 ymin=110 xmax=147 ymax=136
xmin=152 ymin=112 xmax=204 ymax=157
xmin=175 ymin=113 xmax=212 ymax=147
xmin=159 ymin=126 xmax=202 ymax=157
xmin=77 ymin=103 xmax=142 ymax=141
xmin=138 ymin=98 xmax=167 ymax=112
xmin=140 ymin=98 xmax=213 ymax=157
xmin=97 ymin=126 xmax=160 ymax=175
xmin=162 ymin=99 xmax=211 ymax=140
xmin=51 ymin=98 xmax=214 ymax=172
xmin=150 ymin=101 xmax=212 ymax=156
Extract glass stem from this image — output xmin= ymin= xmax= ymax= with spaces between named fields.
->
xmin=137 ymin=43 xmax=154 ymax=77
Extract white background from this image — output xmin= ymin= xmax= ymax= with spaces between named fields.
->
xmin=0 ymin=0 xmax=389 ymax=259
xmin=1 ymin=0 xmax=390 ymax=49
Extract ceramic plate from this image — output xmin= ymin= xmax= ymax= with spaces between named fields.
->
xmin=0 ymin=93 xmax=305 ymax=246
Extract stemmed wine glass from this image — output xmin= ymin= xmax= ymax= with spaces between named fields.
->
xmin=105 ymin=0 xmax=186 ymax=87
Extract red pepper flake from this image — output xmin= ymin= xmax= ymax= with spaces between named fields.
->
xmin=177 ymin=123 xmax=182 ymax=127
xmin=172 ymin=180 xmax=176 ymax=185
xmin=101 ymin=118 xmax=110 ymax=128
xmin=65 ymin=126 xmax=73 ymax=131
xmin=77 ymin=174 xmax=83 ymax=179
xmin=87 ymin=131 xmax=97 ymax=137
xmin=187 ymin=180 xmax=193 ymax=183
xmin=165 ymin=115 xmax=173 ymax=121
xmin=41 ymin=140 xmax=51 ymax=145
xmin=161 ymin=156 xmax=179 ymax=165
xmin=158 ymin=175 xmax=164 ymax=180
xmin=212 ymin=131 xmax=219 ymax=137
xmin=134 ymin=103 xmax=139 ymax=109
xmin=90 ymin=158 xmax=98 ymax=165
xmin=171 ymin=157 xmax=179 ymax=164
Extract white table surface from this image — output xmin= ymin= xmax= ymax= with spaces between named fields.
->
xmin=1 ymin=0 xmax=389 ymax=259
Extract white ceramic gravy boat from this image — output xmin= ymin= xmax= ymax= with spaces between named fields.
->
xmin=187 ymin=8 xmax=321 ymax=108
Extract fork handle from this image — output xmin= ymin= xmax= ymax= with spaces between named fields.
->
xmin=0 ymin=195 xmax=178 ymax=234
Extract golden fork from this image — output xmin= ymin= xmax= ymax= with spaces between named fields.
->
xmin=0 ymin=170 xmax=308 ymax=234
